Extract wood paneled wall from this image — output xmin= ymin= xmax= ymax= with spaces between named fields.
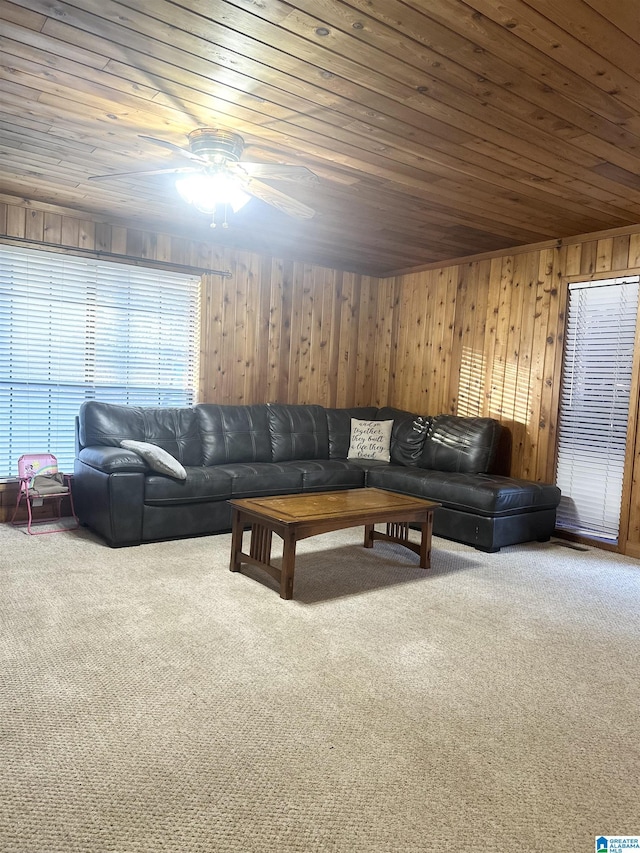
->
xmin=0 ymin=200 xmax=214 ymax=267
xmin=386 ymin=231 xmax=640 ymax=481
xmin=5 ymin=199 xmax=640 ymax=554
xmin=385 ymin=227 xmax=640 ymax=557
xmin=200 ymin=250 xmax=394 ymax=407
xmin=0 ymin=200 xmax=393 ymax=412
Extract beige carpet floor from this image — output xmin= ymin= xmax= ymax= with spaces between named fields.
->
xmin=0 ymin=520 xmax=638 ymax=852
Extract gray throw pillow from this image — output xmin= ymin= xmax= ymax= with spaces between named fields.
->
xmin=120 ymin=440 xmax=187 ymax=480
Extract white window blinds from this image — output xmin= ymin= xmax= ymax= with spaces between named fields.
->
xmin=555 ymin=275 xmax=640 ymax=543
xmin=0 ymin=244 xmax=200 ymax=476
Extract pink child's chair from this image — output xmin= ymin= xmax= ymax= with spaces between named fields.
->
xmin=10 ymin=453 xmax=79 ymax=535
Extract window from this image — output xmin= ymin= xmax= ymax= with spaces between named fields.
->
xmin=555 ymin=275 xmax=640 ymax=543
xmin=0 ymin=244 xmax=200 ymax=476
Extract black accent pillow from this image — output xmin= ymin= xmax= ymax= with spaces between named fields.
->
xmin=419 ymin=415 xmax=501 ymax=474
xmin=375 ymin=407 xmax=431 ymax=467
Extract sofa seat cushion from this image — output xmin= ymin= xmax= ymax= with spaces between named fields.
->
xmin=214 ymin=462 xmax=303 ymax=497
xmin=144 ymin=467 xmax=233 ymax=506
xmin=368 ymin=466 xmax=561 ymax=517
xmin=278 ymin=459 xmax=366 ymax=491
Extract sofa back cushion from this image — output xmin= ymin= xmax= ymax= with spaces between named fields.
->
xmin=326 ymin=407 xmax=378 ymax=458
xmin=375 ymin=407 xmax=431 ymax=467
xmin=197 ymin=404 xmax=271 ymax=465
xmin=268 ymin=404 xmax=329 ymax=462
xmin=419 ymin=415 xmax=501 ymax=474
xmin=79 ymin=401 xmax=201 ymax=465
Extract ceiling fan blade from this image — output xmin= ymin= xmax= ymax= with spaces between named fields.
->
xmin=88 ymin=167 xmax=196 ymax=181
xmin=138 ymin=135 xmax=208 ymax=165
xmin=241 ymin=177 xmax=316 ymax=219
xmin=233 ymin=163 xmax=318 ymax=184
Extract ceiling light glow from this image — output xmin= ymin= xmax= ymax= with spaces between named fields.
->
xmin=175 ymin=172 xmax=251 ymax=214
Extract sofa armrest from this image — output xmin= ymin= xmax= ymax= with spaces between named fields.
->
xmin=77 ymin=445 xmax=148 ymax=475
xmin=74 ymin=458 xmax=146 ymax=546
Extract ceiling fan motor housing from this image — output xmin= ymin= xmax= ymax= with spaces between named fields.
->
xmin=188 ymin=128 xmax=245 ymax=164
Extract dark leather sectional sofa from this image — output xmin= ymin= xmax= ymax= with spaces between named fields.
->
xmin=74 ymin=400 xmax=561 ymax=551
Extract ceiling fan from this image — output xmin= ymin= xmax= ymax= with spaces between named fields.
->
xmin=88 ymin=128 xmax=318 ymax=224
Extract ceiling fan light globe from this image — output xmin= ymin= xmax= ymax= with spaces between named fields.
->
xmin=226 ymin=184 xmax=252 ymax=213
xmin=175 ymin=173 xmax=250 ymax=215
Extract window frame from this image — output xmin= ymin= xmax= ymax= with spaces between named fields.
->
xmin=555 ymin=268 xmax=640 ymax=549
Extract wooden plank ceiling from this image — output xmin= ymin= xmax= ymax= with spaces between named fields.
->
xmin=1 ymin=0 xmax=639 ymax=275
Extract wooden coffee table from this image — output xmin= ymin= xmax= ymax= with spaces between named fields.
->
xmin=229 ymin=488 xmax=439 ymax=600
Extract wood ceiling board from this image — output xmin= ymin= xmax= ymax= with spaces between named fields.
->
xmin=469 ymin=0 xmax=640 ymax=98
xmin=582 ymin=0 xmax=639 ymax=36
xmin=462 ymin=137 xmax=640 ymax=214
xmin=35 ymin=3 xmax=640 ymax=184
xmin=35 ymin=4 xmax=632 ymax=172
xmin=401 ymin=0 xmax=637 ymax=122
xmin=1 ymin=77 xmax=596 ymax=234
xmin=1 ymin=0 xmax=640 ymax=274
xmin=233 ymin=0 xmax=640 ymax=158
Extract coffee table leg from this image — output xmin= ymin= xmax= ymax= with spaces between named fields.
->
xmin=419 ymin=514 xmax=434 ymax=569
xmin=230 ymin=509 xmax=243 ymax=572
xmin=364 ymin=524 xmax=374 ymax=548
xmin=280 ymin=531 xmax=296 ymax=600
xmin=364 ymin=514 xmax=434 ymax=569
